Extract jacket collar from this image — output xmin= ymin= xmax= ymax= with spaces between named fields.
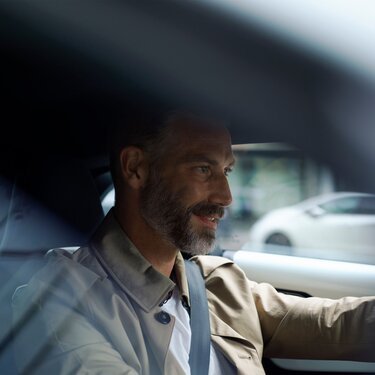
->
xmin=90 ymin=209 xmax=189 ymax=312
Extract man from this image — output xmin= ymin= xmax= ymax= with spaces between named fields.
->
xmin=12 ymin=109 xmax=375 ymax=374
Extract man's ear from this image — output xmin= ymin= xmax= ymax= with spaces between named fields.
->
xmin=119 ymin=146 xmax=149 ymax=189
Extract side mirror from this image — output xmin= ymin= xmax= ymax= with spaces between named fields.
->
xmin=306 ymin=206 xmax=325 ymax=218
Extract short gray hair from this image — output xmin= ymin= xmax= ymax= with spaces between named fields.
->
xmin=109 ymin=107 xmax=225 ymax=190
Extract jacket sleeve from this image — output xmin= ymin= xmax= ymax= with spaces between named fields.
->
xmin=251 ymin=282 xmax=375 ymax=361
xmin=11 ymin=259 xmax=140 ymax=375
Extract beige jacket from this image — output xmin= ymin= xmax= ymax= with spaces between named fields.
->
xmin=12 ymin=211 xmax=375 ymax=374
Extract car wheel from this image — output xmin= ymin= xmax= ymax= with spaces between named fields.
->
xmin=264 ymin=233 xmax=293 ymax=255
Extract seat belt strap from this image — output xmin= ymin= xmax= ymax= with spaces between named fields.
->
xmin=184 ymin=260 xmax=211 ymax=375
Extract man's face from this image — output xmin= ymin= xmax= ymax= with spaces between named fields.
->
xmin=140 ymin=120 xmax=234 ymax=255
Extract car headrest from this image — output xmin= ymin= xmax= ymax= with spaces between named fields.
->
xmin=0 ymin=156 xmax=104 ymax=253
xmin=0 ymin=175 xmax=13 ymax=249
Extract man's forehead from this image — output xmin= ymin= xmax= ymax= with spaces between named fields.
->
xmin=166 ymin=116 xmax=232 ymax=144
xmin=163 ymin=117 xmax=234 ymax=164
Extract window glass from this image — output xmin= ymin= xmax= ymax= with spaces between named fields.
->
xmin=319 ymin=197 xmax=360 ymax=214
xmin=217 ymin=143 xmax=335 ymax=251
xmin=101 ymin=143 xmax=375 ymax=265
xmin=218 ymin=143 xmax=375 ymax=265
xmin=357 ymin=197 xmax=375 ymax=215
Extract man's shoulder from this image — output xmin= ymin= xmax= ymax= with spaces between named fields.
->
xmin=13 ymin=246 xmax=106 ymax=303
xmin=191 ymin=255 xmax=236 ymax=277
xmin=46 ymin=246 xmax=103 ymax=272
xmin=44 ymin=246 xmax=101 ymax=271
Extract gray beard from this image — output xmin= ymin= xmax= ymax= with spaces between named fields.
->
xmin=139 ymin=170 xmax=217 ymax=256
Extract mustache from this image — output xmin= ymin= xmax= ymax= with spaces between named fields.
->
xmin=190 ymin=202 xmax=225 ymax=219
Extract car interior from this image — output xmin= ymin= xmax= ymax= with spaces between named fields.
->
xmin=1 ymin=1 xmax=375 ymax=374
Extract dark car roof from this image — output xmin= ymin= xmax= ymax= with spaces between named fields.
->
xmin=1 ymin=0 xmax=375 ymax=193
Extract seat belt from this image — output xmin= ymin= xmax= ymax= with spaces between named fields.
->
xmin=184 ymin=260 xmax=211 ymax=375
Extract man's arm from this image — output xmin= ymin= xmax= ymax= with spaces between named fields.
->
xmin=198 ymin=256 xmax=375 ymax=363
xmin=252 ymin=282 xmax=375 ymax=361
xmin=11 ymin=269 xmax=141 ymax=374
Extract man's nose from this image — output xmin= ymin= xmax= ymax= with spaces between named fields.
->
xmin=209 ymin=174 xmax=233 ymax=207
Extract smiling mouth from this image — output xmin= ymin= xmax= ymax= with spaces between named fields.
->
xmin=194 ymin=215 xmax=220 ymax=230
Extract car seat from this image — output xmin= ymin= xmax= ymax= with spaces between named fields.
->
xmin=0 ymin=155 xmax=105 ymax=374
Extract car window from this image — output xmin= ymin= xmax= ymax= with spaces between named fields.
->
xmin=358 ymin=197 xmax=375 ymax=215
xmin=218 ymin=143 xmax=334 ymax=250
xmin=319 ymin=196 xmax=375 ymax=215
xmin=101 ymin=141 xmax=375 ymax=265
xmin=319 ymin=197 xmax=360 ymax=214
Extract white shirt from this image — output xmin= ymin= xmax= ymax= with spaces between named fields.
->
xmin=162 ymin=287 xmax=233 ymax=375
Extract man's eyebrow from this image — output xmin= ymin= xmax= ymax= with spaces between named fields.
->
xmin=178 ymin=154 xmax=236 ymax=166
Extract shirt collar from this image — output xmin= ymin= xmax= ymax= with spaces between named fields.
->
xmin=90 ymin=209 xmax=190 ymax=312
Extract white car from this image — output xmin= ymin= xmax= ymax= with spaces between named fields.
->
xmin=244 ymin=192 xmax=375 ymax=264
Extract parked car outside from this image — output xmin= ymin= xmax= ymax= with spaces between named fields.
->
xmin=243 ymin=191 xmax=375 ymax=264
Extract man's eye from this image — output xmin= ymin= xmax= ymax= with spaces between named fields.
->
xmin=224 ymin=167 xmax=233 ymax=177
xmin=196 ymin=166 xmax=210 ymax=174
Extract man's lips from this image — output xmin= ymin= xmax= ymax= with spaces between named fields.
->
xmin=193 ymin=214 xmax=220 ymax=230
xmin=190 ymin=202 xmax=224 ymax=230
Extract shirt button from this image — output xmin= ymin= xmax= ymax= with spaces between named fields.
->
xmin=154 ymin=311 xmax=171 ymax=325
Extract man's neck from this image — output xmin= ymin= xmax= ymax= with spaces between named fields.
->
xmin=114 ymin=206 xmax=178 ymax=277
